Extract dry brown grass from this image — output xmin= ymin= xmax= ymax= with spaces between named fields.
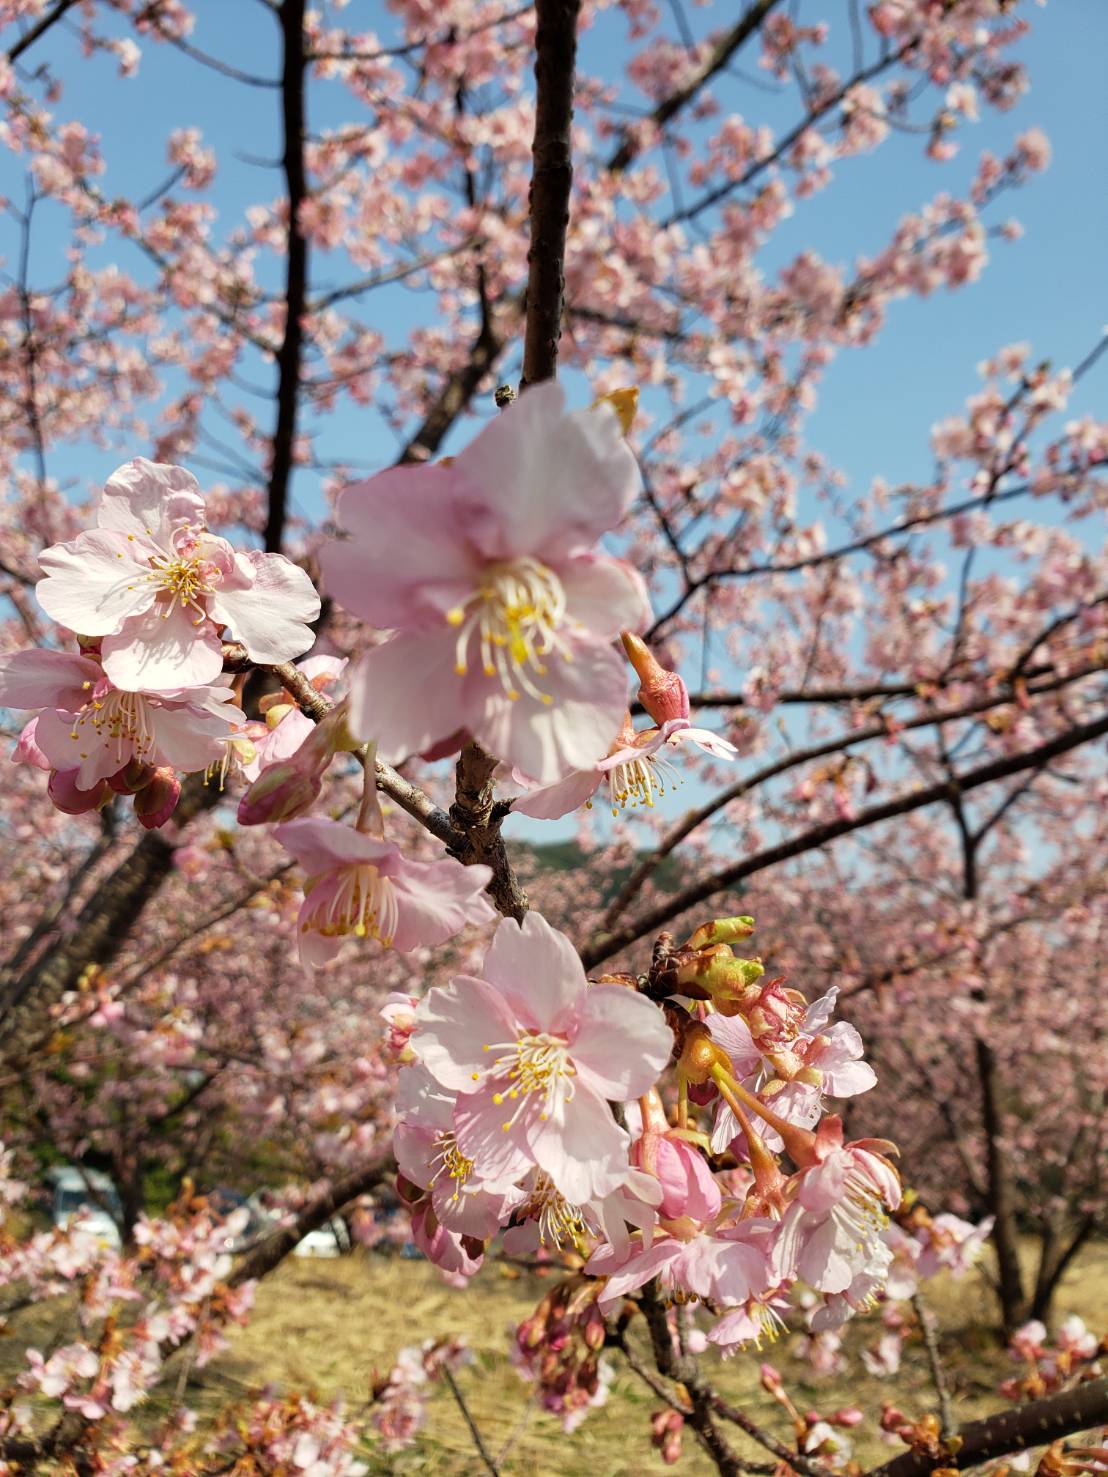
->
xmin=184 ymin=1239 xmax=1108 ymax=1476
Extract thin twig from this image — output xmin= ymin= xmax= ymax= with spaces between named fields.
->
xmin=911 ymin=1292 xmax=955 ymax=1442
xmin=442 ymin=1364 xmax=500 ymax=1477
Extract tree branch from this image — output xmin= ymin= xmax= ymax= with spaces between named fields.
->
xmin=865 ymin=1377 xmax=1108 ymax=1477
xmin=264 ymin=0 xmax=309 ymax=552
xmin=606 ymin=0 xmax=782 ymax=172
xmin=582 ymin=710 xmax=1108 ymax=967
xmin=520 ymin=0 xmax=581 ymax=387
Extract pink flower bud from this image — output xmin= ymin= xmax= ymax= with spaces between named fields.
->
xmin=48 ymin=768 xmax=112 ymax=815
xmin=14 ymin=717 xmax=50 ymax=771
xmin=133 ymin=767 xmax=181 ymax=829
xmin=621 ymin=631 xmax=690 ymax=724
xmin=237 ymin=758 xmax=322 ymax=826
xmin=108 ymin=759 xmax=157 ymax=795
xmin=237 ymin=709 xmax=347 ymax=826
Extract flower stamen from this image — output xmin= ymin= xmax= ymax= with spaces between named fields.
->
xmin=447 ymin=556 xmax=570 ymax=704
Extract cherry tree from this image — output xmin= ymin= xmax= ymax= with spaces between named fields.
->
xmin=0 ymin=0 xmax=1105 ymax=1470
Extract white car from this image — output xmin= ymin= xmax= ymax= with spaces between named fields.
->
xmin=239 ymin=1192 xmax=352 ymax=1258
xmin=291 ymin=1217 xmax=352 ymax=1258
xmin=47 ymin=1167 xmax=123 ymax=1251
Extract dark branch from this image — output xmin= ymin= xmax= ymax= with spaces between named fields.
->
xmin=264 ymin=0 xmax=309 ymax=552
xmin=606 ymin=0 xmax=782 ymax=172
xmin=583 ymin=710 xmax=1108 ymax=966
xmin=865 ymin=1377 xmax=1108 ymax=1477
xmin=520 ymin=0 xmax=581 ymax=387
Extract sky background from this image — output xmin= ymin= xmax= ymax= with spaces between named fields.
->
xmin=0 ymin=0 xmax=1104 ymax=840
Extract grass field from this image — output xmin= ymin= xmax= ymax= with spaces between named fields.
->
xmin=184 ymin=1239 xmax=1108 ymax=1475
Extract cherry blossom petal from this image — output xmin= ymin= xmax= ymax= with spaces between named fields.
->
xmin=36 ymin=532 xmax=159 ymax=636
xmin=34 ymin=707 xmax=127 ymax=788
xmin=321 ymin=470 xmax=477 ymax=628
xmin=96 ymin=458 xmax=205 ymax=541
xmin=452 ymin=1090 xmax=537 ymax=1187
xmin=509 ymin=766 xmax=602 ymax=820
xmin=571 ymin=986 xmax=672 ymax=1098
xmin=0 ymin=648 xmax=102 ymax=710
xmin=100 ymin=602 xmax=223 ymax=691
xmin=274 ymin=816 xmax=394 ymax=876
xmin=208 ymin=550 xmax=320 ymax=664
xmin=389 ymin=857 xmax=495 ymax=952
xmin=413 ymin=975 xmax=516 ymax=1090
xmin=530 ymin=1083 xmax=629 ymax=1202
xmin=480 ymin=911 xmax=587 ymax=1032
xmin=474 ymin=637 xmax=628 ymax=787
xmin=559 ymin=553 xmax=651 ymax=640
xmin=457 ymin=382 xmax=640 ymax=562
xmin=148 ymin=703 xmax=242 ymax=773
xmin=670 ymin=726 xmax=739 ymax=760
xmin=346 ymin=631 xmax=467 ymax=761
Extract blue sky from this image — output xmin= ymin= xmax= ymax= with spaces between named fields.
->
xmin=4 ymin=0 xmax=1104 ymax=505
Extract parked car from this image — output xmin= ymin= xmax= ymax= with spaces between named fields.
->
xmin=46 ymin=1167 xmax=123 ymax=1251
xmin=206 ymin=1187 xmax=272 ymax=1254
xmin=290 ymin=1213 xmax=352 ymax=1259
xmin=206 ymin=1188 xmax=352 ymax=1259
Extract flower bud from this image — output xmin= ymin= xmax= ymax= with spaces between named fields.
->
xmin=581 ymin=1305 xmax=606 ymax=1352
xmin=674 ymin=947 xmax=765 ymax=1014
xmin=48 ymin=768 xmax=112 ymax=815
xmin=238 ymin=708 xmax=351 ymax=826
xmin=109 ymin=758 xmax=157 ymax=795
xmin=133 ymin=767 xmax=181 ymax=829
xmin=264 ymin=701 xmax=296 ymax=729
xmin=594 ymin=386 xmax=639 ymax=436
xmin=677 ymin=1022 xmax=732 ymax=1085
xmin=686 ymin=916 xmax=756 ymax=952
xmin=239 ymin=758 xmax=322 ymax=826
xmin=621 ymin=632 xmax=690 ymax=725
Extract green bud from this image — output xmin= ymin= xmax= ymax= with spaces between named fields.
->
xmin=686 ymin=916 xmax=756 ymax=951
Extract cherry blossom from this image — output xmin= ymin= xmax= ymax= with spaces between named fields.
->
xmin=512 ymin=713 xmax=738 ymax=819
xmin=320 ymin=383 xmax=651 ymax=784
xmin=410 ymin=911 xmax=672 ymax=1202
xmin=273 ymin=816 xmax=496 ymax=967
xmin=0 ymin=646 xmax=245 ymax=793
xmin=35 ymin=459 xmax=319 ymax=690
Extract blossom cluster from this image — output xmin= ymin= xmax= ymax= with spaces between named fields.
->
xmin=390 ymin=908 xmax=901 ymax=1357
xmin=1 ymin=458 xmax=318 ymax=827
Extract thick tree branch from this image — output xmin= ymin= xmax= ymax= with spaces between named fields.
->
xmin=865 ymin=1377 xmax=1108 ymax=1477
xmin=449 ymin=742 xmax=529 ymax=920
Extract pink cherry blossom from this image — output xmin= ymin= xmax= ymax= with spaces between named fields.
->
xmin=394 ymin=1063 xmax=520 ymax=1239
xmin=588 ymin=1222 xmax=769 ymax=1313
xmin=273 ymin=816 xmax=496 ymax=967
xmin=410 ymin=911 xmax=672 ymax=1203
xmin=35 ymin=459 xmax=319 ymax=691
xmin=775 ymin=1120 xmax=901 ymax=1294
xmin=320 ymin=383 xmax=651 ymax=785
xmin=512 ymin=715 xmax=737 ymax=820
xmin=501 ymin=1166 xmax=661 ymax=1261
xmin=0 ymin=646 xmax=245 ymax=791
